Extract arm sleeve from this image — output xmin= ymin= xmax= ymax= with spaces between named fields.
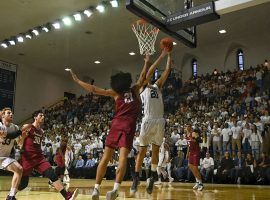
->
xmin=5 ymin=130 xmax=22 ymax=139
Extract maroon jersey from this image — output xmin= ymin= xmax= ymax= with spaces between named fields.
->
xmin=112 ymin=89 xmax=140 ymax=128
xmin=55 ymin=153 xmax=65 ymax=168
xmin=187 ymin=136 xmax=200 ymax=154
xmin=22 ymin=125 xmax=44 ymax=158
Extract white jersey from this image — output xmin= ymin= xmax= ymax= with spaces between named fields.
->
xmin=0 ymin=122 xmax=19 ymax=157
xmin=140 ymin=84 xmax=164 ymax=119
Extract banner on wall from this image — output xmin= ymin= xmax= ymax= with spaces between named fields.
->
xmin=0 ymin=60 xmax=17 ymax=110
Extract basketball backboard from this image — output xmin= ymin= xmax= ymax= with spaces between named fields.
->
xmin=126 ymin=0 xmax=220 ymax=48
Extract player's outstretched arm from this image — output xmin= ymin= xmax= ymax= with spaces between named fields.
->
xmin=135 ymin=55 xmax=151 ymax=90
xmin=155 ymin=53 xmax=172 ymax=89
xmin=144 ymin=49 xmax=168 ymax=85
xmin=70 ymin=70 xmax=117 ymax=97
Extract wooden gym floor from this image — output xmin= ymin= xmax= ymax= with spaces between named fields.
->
xmin=0 ymin=176 xmax=270 ymax=200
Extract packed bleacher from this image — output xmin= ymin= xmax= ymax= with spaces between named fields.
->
xmin=5 ymin=59 xmax=270 ymax=185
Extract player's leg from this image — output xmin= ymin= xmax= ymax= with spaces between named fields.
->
xmin=131 ymin=146 xmax=147 ymax=193
xmin=167 ymin=162 xmax=174 ymax=183
xmin=5 ymin=160 xmax=23 ymax=198
xmin=92 ymin=146 xmax=115 ymax=200
xmin=106 ymin=147 xmax=130 ymax=200
xmin=146 ymin=144 xmax=160 ymax=194
xmin=189 ymin=164 xmax=203 ymax=191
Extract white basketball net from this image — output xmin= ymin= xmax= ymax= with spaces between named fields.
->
xmin=132 ymin=21 xmax=159 ymax=55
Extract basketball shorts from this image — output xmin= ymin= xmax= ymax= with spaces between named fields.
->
xmin=0 ymin=157 xmax=17 ymax=169
xmin=139 ymin=118 xmax=165 ymax=146
xmin=188 ymin=153 xmax=200 ymax=166
xmin=20 ymin=154 xmax=52 ymax=176
xmin=105 ymin=119 xmax=136 ymax=150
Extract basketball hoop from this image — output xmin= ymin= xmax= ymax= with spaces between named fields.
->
xmin=131 ymin=19 xmax=159 ymax=55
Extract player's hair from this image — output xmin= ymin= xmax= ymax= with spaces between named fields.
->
xmin=2 ymin=107 xmax=11 ymax=114
xmin=110 ymin=72 xmax=132 ymax=94
xmin=32 ymin=110 xmax=43 ymax=119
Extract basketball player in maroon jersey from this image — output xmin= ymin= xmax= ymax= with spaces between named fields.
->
xmin=18 ymin=111 xmax=78 ymax=200
xmin=186 ymin=124 xmax=204 ymax=191
xmin=70 ymin=49 xmax=168 ymax=200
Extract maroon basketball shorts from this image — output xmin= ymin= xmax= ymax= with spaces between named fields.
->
xmin=20 ymin=154 xmax=51 ymax=176
xmin=105 ymin=119 xmax=136 ymax=150
xmin=188 ymin=153 xmax=200 ymax=166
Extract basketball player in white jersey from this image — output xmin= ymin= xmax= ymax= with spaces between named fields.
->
xmin=131 ymin=52 xmax=172 ymax=194
xmin=0 ymin=108 xmax=30 ymax=200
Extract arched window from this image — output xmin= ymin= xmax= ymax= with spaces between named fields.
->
xmin=191 ymin=58 xmax=197 ymax=77
xmin=237 ymin=49 xmax=244 ymax=70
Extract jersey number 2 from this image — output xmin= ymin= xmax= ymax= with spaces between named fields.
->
xmin=150 ymin=89 xmax=159 ymax=98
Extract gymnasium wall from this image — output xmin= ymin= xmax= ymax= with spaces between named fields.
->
xmin=13 ymin=65 xmax=86 ymax=123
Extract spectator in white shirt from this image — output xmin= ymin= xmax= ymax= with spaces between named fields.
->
xmin=242 ymin=123 xmax=252 ymax=153
xmin=221 ymin=123 xmax=232 ymax=153
xmin=250 ymin=125 xmax=263 ymax=160
xmin=200 ymin=153 xmax=214 ymax=182
xmin=175 ymin=135 xmax=188 ymax=155
xmin=211 ymin=123 xmax=221 ymax=157
xmin=231 ymin=120 xmax=242 ymax=156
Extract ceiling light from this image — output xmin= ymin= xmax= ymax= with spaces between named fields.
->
xmin=32 ymin=29 xmax=39 ymax=36
xmin=219 ymin=29 xmax=226 ymax=34
xmin=25 ymin=34 xmax=32 ymax=39
xmin=65 ymin=68 xmax=71 ymax=71
xmin=110 ymin=0 xmax=119 ymax=7
xmin=42 ymin=27 xmax=49 ymax=32
xmin=73 ymin=13 xmax=82 ymax=21
xmin=94 ymin=61 xmax=101 ymax=64
xmin=62 ymin=17 xmax=72 ymax=26
xmin=129 ymin=52 xmax=136 ymax=55
xmin=9 ymin=40 xmax=15 ymax=45
xmin=52 ymin=22 xmax=61 ymax=29
xmin=173 ymin=42 xmax=177 ymax=46
xmin=17 ymin=36 xmax=24 ymax=43
xmin=83 ymin=9 xmax=93 ymax=17
xmin=96 ymin=5 xmax=105 ymax=13
xmin=1 ymin=43 xmax=8 ymax=48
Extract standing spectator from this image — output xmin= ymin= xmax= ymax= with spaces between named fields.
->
xmin=250 ymin=125 xmax=263 ymax=160
xmin=242 ymin=123 xmax=252 ymax=154
xmin=231 ymin=120 xmax=242 ymax=156
xmin=211 ymin=123 xmax=221 ymax=157
xmin=221 ymin=123 xmax=232 ymax=154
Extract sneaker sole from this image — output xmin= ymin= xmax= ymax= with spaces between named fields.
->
xmin=70 ymin=188 xmax=79 ymax=200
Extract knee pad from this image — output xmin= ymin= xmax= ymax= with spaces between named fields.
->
xmin=43 ymin=168 xmax=58 ymax=182
xmin=18 ymin=176 xmax=29 ymax=191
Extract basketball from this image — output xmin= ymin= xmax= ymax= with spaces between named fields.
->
xmin=160 ymin=37 xmax=174 ymax=52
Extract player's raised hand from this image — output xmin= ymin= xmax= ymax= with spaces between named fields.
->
xmin=160 ymin=48 xmax=169 ymax=58
xmin=144 ymin=54 xmax=150 ymax=63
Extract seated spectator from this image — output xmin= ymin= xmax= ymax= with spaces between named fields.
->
xmin=75 ymin=155 xmax=85 ymax=178
xmin=242 ymin=153 xmax=256 ymax=184
xmin=216 ymin=151 xmax=234 ymax=183
xmin=84 ymin=154 xmax=96 ymax=179
xmin=172 ymin=151 xmax=184 ymax=181
xmin=232 ymin=151 xmax=244 ymax=183
xmin=143 ymin=152 xmax=151 ymax=180
xmin=200 ymin=152 xmax=214 ymax=182
xmin=256 ymin=152 xmax=270 ymax=184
